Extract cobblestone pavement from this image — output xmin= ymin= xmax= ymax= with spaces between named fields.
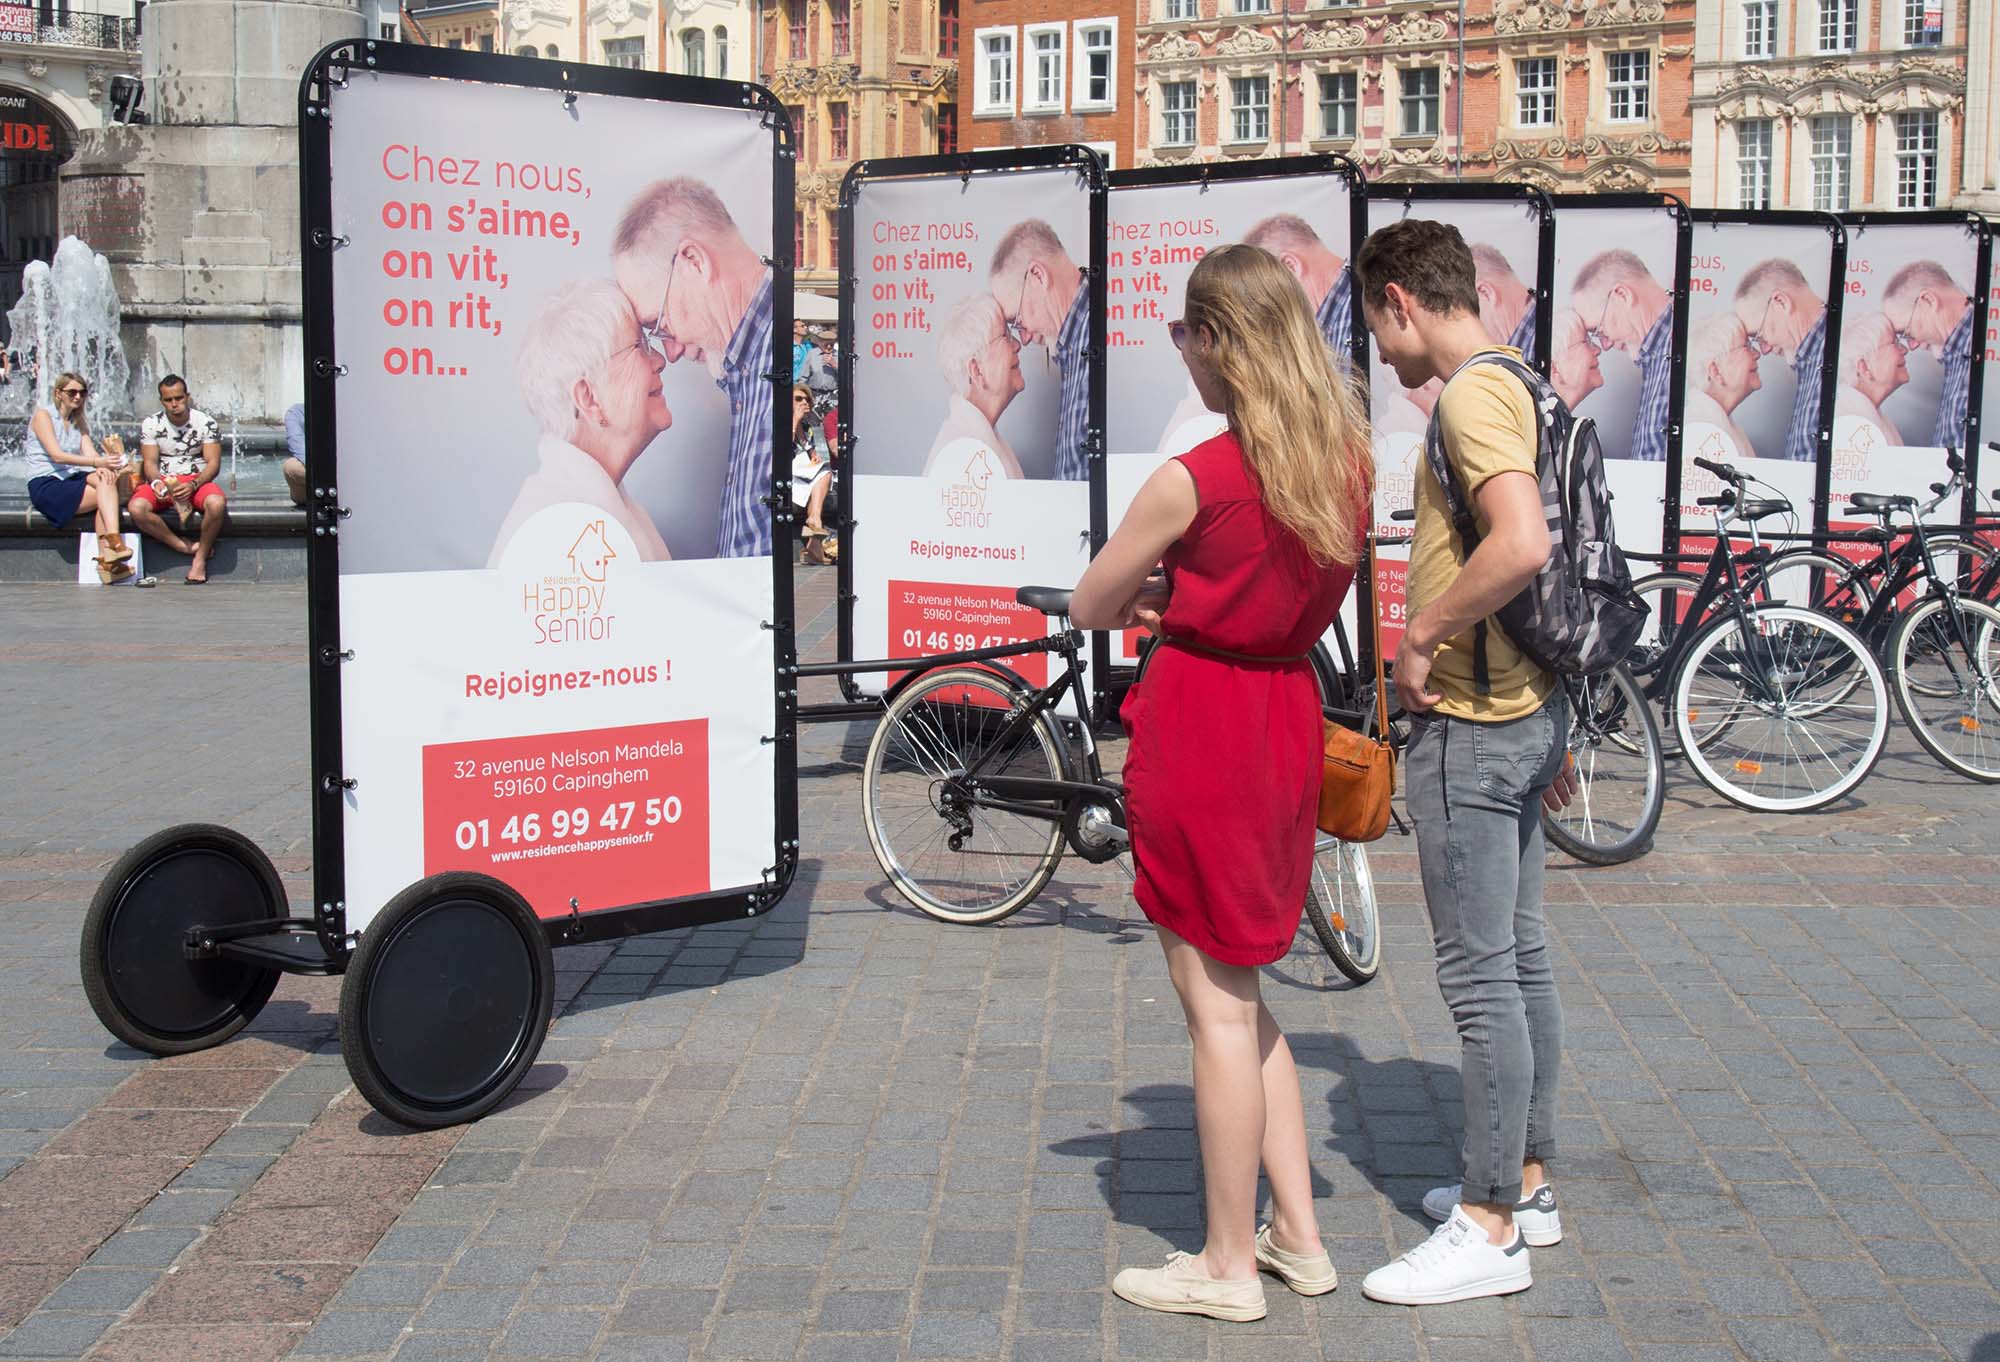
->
xmin=0 ymin=572 xmax=1996 ymax=1362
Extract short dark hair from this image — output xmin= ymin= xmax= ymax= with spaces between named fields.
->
xmin=1355 ymin=218 xmax=1480 ymax=318
xmin=158 ymin=374 xmax=187 ymax=395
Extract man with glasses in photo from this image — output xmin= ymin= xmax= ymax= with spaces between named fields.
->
xmin=987 ymin=219 xmax=1089 ymax=481
xmin=1732 ymin=258 xmax=1829 ymax=463
xmin=1244 ymin=213 xmax=1355 ymax=367
xmin=1880 ymin=260 xmax=1974 ymax=448
xmin=1471 ymin=245 xmax=1537 ymax=359
xmin=611 ymin=177 xmax=774 ymax=557
xmin=1567 ymin=249 xmax=1675 ymax=461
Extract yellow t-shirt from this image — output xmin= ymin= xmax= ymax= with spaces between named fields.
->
xmin=1405 ymin=349 xmax=1556 ymax=722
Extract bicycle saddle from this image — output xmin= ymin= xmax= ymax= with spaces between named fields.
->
xmin=1016 ymin=586 xmax=1074 ymax=616
xmin=1738 ymin=498 xmax=1793 ymax=521
xmin=1847 ymin=492 xmax=1916 ymax=513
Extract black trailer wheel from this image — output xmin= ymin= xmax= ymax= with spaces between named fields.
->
xmin=339 ymin=873 xmax=554 ymax=1129
xmin=80 ymin=823 xmax=285 ymax=1055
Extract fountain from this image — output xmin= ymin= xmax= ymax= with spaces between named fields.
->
xmin=0 ymin=236 xmax=130 ymax=493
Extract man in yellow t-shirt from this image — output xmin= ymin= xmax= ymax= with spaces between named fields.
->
xmin=1353 ymin=218 xmax=1577 ymax=1310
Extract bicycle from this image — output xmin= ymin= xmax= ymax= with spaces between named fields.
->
xmin=858 ymin=587 xmax=1383 ymax=983
xmin=1377 ymin=510 xmax=1663 ymax=867
xmin=1622 ymin=458 xmax=1889 ymax=812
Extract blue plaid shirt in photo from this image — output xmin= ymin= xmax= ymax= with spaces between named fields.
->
xmin=1319 ymin=265 xmax=1355 ymax=371
xmin=1935 ymin=305 xmax=1974 ymax=449
xmin=1629 ymin=306 xmax=1676 ymax=462
xmin=1784 ymin=313 xmax=1828 ymax=464
xmin=1051 ymin=286 xmax=1091 ymax=482
xmin=1508 ymin=300 xmax=1537 ymax=363
xmin=716 ymin=273 xmax=775 ymax=557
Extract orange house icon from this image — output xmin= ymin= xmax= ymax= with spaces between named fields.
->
xmin=567 ymin=521 xmax=617 ymax=582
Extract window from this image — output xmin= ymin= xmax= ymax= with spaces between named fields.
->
xmin=1905 ymin=0 xmax=1944 ymax=44
xmin=1230 ymin=76 xmax=1270 ymax=142
xmin=976 ymin=29 xmax=1015 ymax=113
xmin=515 ymin=44 xmax=536 ymax=56
xmin=938 ymin=102 xmax=958 ymax=153
xmin=1163 ymin=0 xmax=1196 ymax=16
xmin=1025 ymin=25 xmax=1064 ymax=112
xmin=604 ymin=36 xmax=643 ymax=68
xmin=940 ymin=0 xmax=958 ymax=57
xmin=715 ymin=25 xmax=728 ymax=77
xmin=1516 ymin=57 xmax=1556 ymax=127
xmin=1742 ymin=0 xmax=1777 ymax=57
xmin=1074 ymin=21 xmax=1115 ymax=109
xmin=1810 ymin=114 xmax=1852 ymax=210
xmin=1401 ymin=67 xmax=1440 ymax=136
xmin=829 ymin=102 xmax=849 ymax=160
xmin=479 ymin=33 xmax=492 ymax=51
xmin=1235 ymin=0 xmax=1272 ymax=12
xmin=831 ymin=0 xmax=850 ymax=57
xmin=1737 ymin=118 xmax=1774 ymax=209
xmin=794 ymin=210 xmax=805 ymax=269
xmin=1896 ymin=110 xmax=1940 ymax=208
xmin=788 ymin=0 xmax=807 ymax=58
xmin=827 ymin=212 xmax=840 ymax=273
xmin=1161 ymin=80 xmax=1198 ymax=146
xmin=544 ymin=43 xmax=559 ymax=58
xmin=1605 ymin=50 xmax=1650 ymax=121
xmin=446 ymin=37 xmax=462 ymax=48
xmin=1817 ymin=0 xmax=1857 ymax=52
xmin=1319 ymin=71 xmax=1357 ymax=139
xmin=680 ymin=28 xmax=704 ymax=75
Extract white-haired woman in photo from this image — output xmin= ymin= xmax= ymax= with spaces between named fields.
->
xmin=923 ymin=293 xmax=1025 ymax=478
xmin=488 ymin=279 xmax=674 ymax=568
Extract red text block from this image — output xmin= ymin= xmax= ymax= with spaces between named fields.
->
xmin=888 ymin=580 xmax=1049 ymax=694
xmin=422 ymin=720 xmax=710 ymax=919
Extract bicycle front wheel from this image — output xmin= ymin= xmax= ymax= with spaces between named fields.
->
xmin=1672 ymin=605 xmax=1889 ymax=813
xmin=1302 ymin=835 xmax=1379 ymax=983
xmin=1542 ymin=666 xmax=1664 ymax=866
xmin=862 ymin=666 xmax=1069 ymax=924
xmin=1889 ymin=596 xmax=2000 ymax=783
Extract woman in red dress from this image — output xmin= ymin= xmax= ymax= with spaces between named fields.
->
xmin=1071 ymin=244 xmax=1373 ymax=1322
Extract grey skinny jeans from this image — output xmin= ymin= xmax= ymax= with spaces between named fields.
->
xmin=1404 ymin=690 xmax=1569 ymax=1206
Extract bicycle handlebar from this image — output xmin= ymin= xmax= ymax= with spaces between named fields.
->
xmin=1692 ymin=456 xmax=1743 ymax=484
xmin=1696 ymin=495 xmax=1734 ymax=508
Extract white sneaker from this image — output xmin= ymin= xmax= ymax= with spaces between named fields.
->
xmin=1422 ymin=1182 xmax=1563 ymax=1247
xmin=1361 ymin=1206 xmax=1533 ymax=1306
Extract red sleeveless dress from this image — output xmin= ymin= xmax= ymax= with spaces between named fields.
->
xmin=1119 ymin=432 xmax=1356 ymax=966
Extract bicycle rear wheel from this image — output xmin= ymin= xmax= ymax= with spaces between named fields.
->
xmin=1542 ymin=666 xmax=1663 ymax=866
xmin=862 ymin=666 xmax=1069 ymax=924
xmin=1672 ymin=605 xmax=1888 ymax=812
xmin=1302 ymin=835 xmax=1379 ymax=983
xmin=1889 ymin=596 xmax=2000 ymax=782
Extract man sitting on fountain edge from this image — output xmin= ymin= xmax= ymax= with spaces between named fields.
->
xmin=128 ymin=374 xmax=225 ymax=584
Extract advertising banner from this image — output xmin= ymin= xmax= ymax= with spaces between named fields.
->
xmin=1103 ymin=161 xmax=1359 ymax=666
xmin=1678 ymin=216 xmax=1842 ymax=551
xmin=322 ymin=67 xmax=785 ymax=932
xmin=1827 ymin=216 xmax=1985 ymax=559
xmin=1365 ymin=192 xmax=1549 ymax=654
xmin=1984 ymin=224 xmax=2000 ymax=488
xmin=1548 ymin=198 xmax=1688 ymax=561
xmin=845 ymin=159 xmax=1099 ymax=701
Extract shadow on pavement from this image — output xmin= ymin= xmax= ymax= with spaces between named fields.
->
xmin=1294 ymin=1049 xmax=1460 ymax=1230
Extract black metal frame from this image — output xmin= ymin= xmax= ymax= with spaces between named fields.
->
xmin=299 ymin=40 xmax=800 ymax=958
xmin=1836 ymin=210 xmax=1993 ymax=528
xmin=831 ymin=145 xmax=1111 ymax=712
xmin=1685 ymin=210 xmax=1847 ymax=541
xmin=1549 ymin=193 xmax=1694 ymax=559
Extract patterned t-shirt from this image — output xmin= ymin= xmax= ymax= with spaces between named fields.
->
xmin=142 ymin=408 xmax=219 ymax=479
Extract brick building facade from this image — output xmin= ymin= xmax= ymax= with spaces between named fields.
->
xmin=1115 ymin=0 xmax=1693 ymax=195
xmin=962 ymin=5 xmax=1135 ymax=167
xmin=761 ymin=0 xmax=959 ymax=290
xmin=1690 ymin=0 xmax=1980 ymax=212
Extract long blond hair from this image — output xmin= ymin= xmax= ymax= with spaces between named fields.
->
xmin=1183 ymin=244 xmax=1372 ymax=567
xmin=49 ymin=371 xmax=88 ymax=429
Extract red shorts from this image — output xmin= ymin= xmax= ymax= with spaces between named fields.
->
xmin=130 ymin=479 xmax=223 ymax=512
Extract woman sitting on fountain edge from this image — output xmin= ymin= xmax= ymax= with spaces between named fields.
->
xmin=23 ymin=370 xmax=135 ymax=584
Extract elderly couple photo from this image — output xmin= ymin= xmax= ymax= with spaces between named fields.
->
xmin=487 ymin=176 xmax=775 ymax=567
xmin=921 ymin=217 xmax=1092 ymax=483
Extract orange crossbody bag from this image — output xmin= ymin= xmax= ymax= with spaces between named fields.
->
xmin=1317 ymin=536 xmax=1396 ymax=842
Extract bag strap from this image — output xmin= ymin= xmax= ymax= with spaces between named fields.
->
xmin=1367 ymin=533 xmax=1388 ymax=741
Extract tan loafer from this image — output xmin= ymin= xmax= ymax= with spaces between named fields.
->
xmin=1111 ymin=1251 xmax=1266 ymax=1322
xmin=1255 ymin=1223 xmax=1339 ymax=1295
